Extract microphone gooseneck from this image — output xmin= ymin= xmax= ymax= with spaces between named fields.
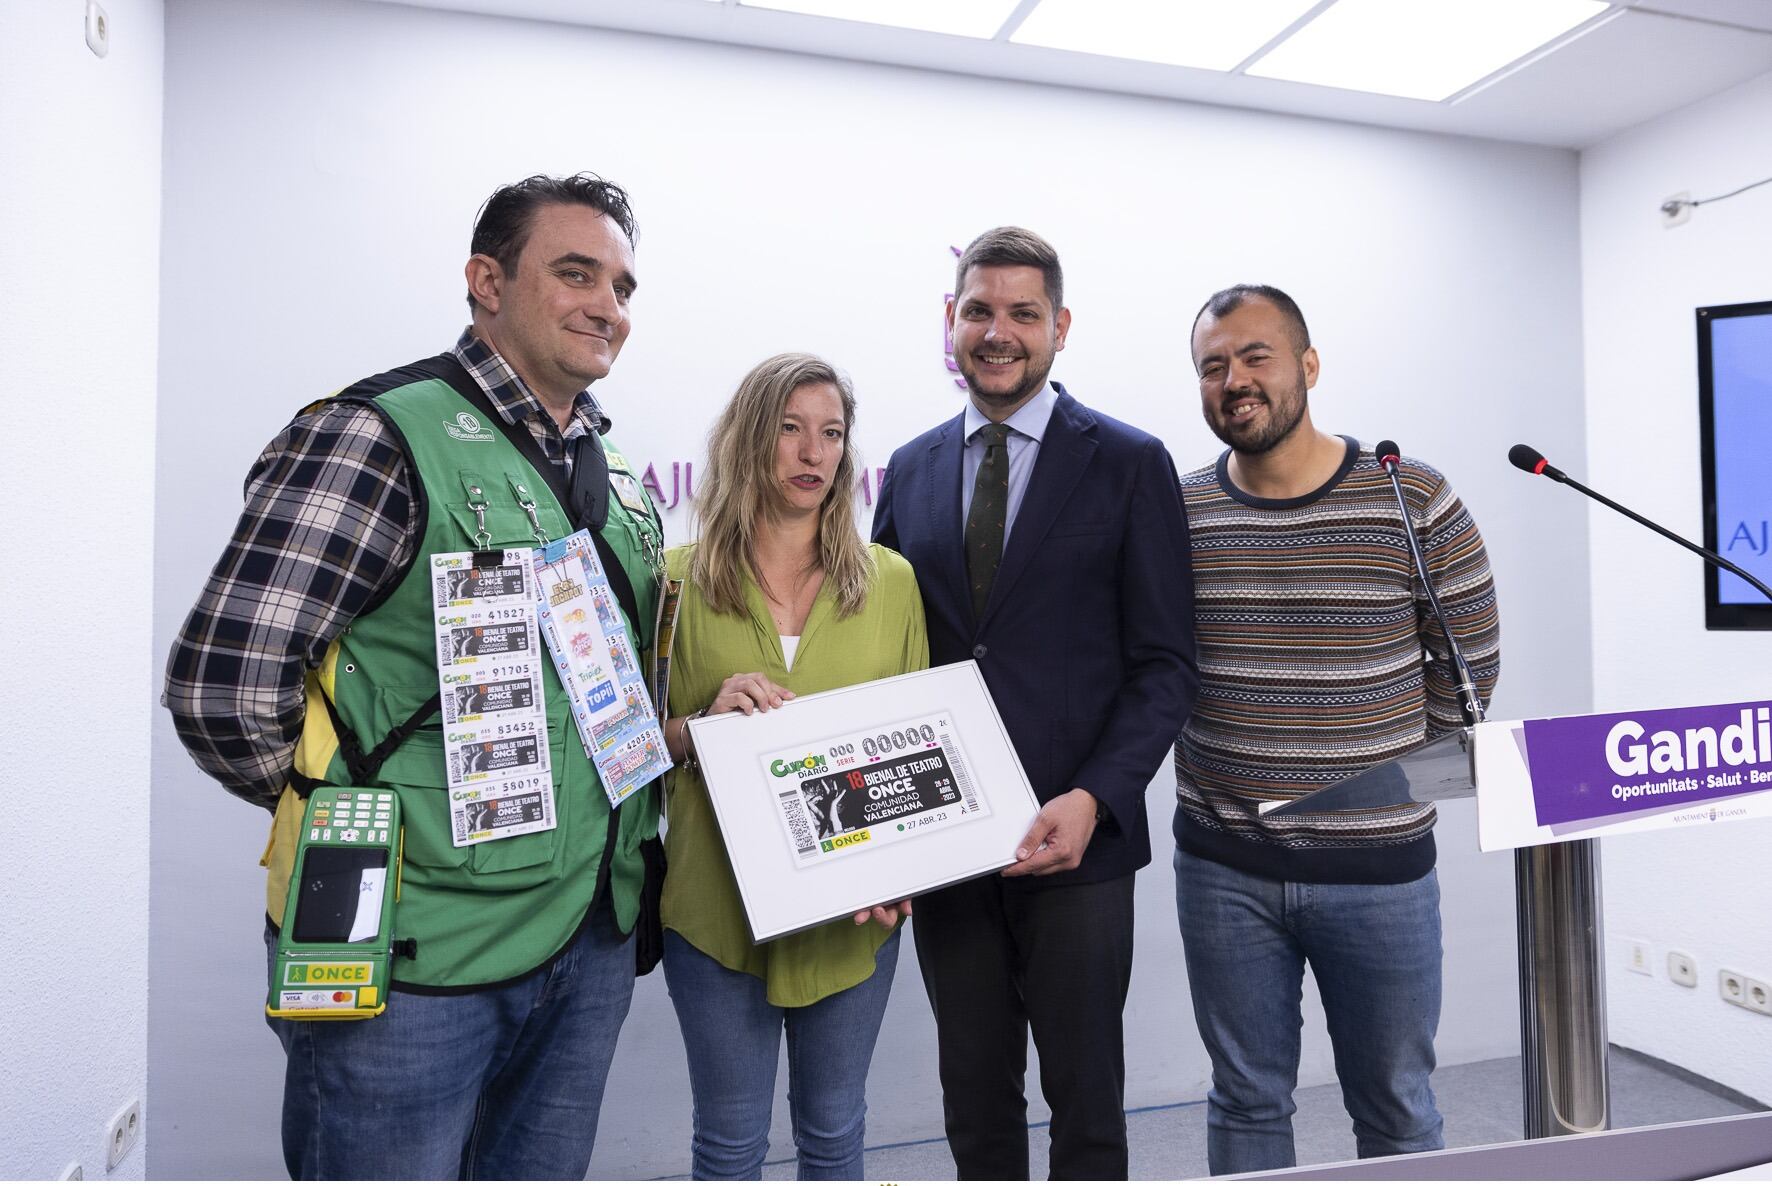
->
xmin=1375 ymin=440 xmax=1484 ymax=726
xmin=1508 ymin=443 xmax=1772 ymax=604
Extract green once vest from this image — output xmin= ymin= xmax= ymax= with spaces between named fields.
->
xmin=307 ymin=373 xmax=661 ymax=989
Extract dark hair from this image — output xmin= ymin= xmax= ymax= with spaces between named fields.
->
xmin=466 ymin=172 xmax=639 ymax=309
xmin=1192 ymin=284 xmax=1311 ymax=353
xmin=954 ymin=226 xmax=1064 ymax=310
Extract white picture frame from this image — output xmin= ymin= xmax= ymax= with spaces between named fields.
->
xmin=687 ymin=661 xmax=1040 ymax=942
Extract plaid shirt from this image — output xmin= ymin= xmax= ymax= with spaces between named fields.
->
xmin=164 ymin=330 xmax=611 ymax=810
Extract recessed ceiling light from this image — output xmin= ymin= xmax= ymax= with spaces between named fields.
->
xmin=1245 ymin=0 xmax=1611 ymax=102
xmin=1012 ymin=0 xmax=1324 ymax=72
xmin=739 ymin=0 xmax=1023 ymax=40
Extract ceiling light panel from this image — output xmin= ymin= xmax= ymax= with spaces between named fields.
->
xmin=739 ymin=0 xmax=1023 ymax=40
xmin=1246 ymin=0 xmax=1611 ymax=102
xmin=1012 ymin=0 xmax=1324 ymax=71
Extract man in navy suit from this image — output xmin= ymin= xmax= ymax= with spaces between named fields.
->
xmin=873 ymin=227 xmax=1198 ymax=1179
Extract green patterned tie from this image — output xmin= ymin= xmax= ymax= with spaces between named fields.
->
xmin=965 ymin=423 xmax=1012 ymax=620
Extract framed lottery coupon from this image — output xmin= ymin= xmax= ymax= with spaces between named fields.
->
xmin=686 ymin=661 xmax=1039 ymax=942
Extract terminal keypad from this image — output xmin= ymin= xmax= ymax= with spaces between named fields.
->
xmin=307 ymin=789 xmax=395 ymax=845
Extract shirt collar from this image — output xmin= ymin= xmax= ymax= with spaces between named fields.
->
xmin=453 ymin=328 xmax=611 ymax=438
xmin=964 ymin=380 xmax=1059 ymax=445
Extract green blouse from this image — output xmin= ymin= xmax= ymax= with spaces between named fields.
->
xmin=661 ymin=542 xmax=930 ymax=1007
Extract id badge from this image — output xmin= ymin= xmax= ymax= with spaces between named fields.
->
xmin=534 ymin=529 xmax=674 ymax=807
xmin=610 ymin=471 xmax=650 ymax=516
xmin=430 ymin=548 xmax=556 ymax=846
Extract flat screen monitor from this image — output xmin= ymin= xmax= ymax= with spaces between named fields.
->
xmin=1698 ymin=300 xmax=1772 ymax=629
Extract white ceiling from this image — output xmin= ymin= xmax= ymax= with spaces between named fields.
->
xmin=368 ymin=0 xmax=1772 ymax=148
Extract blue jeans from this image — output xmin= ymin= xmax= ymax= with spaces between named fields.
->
xmin=1173 ymin=848 xmax=1444 ymax=1174
xmin=265 ymin=903 xmax=635 ymax=1180
xmin=663 ymin=928 xmax=900 ymax=1180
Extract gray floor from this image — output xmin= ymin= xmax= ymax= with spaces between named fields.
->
xmin=694 ymin=1046 xmax=1766 ymax=1181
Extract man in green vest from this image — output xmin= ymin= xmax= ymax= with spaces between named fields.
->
xmin=165 ymin=173 xmax=665 ymax=1180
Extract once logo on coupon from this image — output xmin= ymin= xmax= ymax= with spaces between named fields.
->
xmin=771 ymin=754 xmax=828 ymax=779
xmin=285 ymin=962 xmax=372 ymax=986
xmin=820 ymin=830 xmax=872 ymax=853
xmin=444 ymin=411 xmax=495 ymax=442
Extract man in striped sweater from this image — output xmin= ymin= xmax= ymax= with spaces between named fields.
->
xmin=1173 ymin=285 xmax=1500 ymax=1174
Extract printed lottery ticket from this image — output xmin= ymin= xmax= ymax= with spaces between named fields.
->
xmin=760 ymin=712 xmax=988 ymax=868
xmin=438 ymin=620 xmax=535 ymax=664
xmin=447 ymin=774 xmax=555 ymax=847
xmin=429 ymin=548 xmax=556 ymax=846
xmin=534 ymin=529 xmax=672 ymax=807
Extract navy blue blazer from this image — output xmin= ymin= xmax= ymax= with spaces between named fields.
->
xmin=873 ymin=385 xmax=1199 ymax=885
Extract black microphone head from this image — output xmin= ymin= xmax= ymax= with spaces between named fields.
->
xmin=1509 ymin=443 xmax=1548 ymax=475
xmin=1374 ymin=439 xmax=1400 ymax=468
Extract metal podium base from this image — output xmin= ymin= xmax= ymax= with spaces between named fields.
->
xmin=1515 ymin=837 xmax=1610 ymax=1138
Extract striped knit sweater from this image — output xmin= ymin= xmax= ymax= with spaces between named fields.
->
xmin=1174 ymin=437 xmax=1501 ymax=885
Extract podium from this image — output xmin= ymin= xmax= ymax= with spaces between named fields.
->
xmin=1265 ymin=696 xmax=1772 ymax=1140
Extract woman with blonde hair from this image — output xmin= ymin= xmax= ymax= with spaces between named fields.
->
xmin=660 ymin=352 xmax=927 ymax=1180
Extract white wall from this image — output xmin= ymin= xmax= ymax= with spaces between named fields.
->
xmin=148 ymin=0 xmax=1592 ymax=1176
xmin=1581 ymin=69 xmax=1772 ymax=1106
xmin=0 ymin=0 xmax=164 ymax=1180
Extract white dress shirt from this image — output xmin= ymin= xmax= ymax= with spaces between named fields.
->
xmin=960 ymin=381 xmax=1059 ymax=545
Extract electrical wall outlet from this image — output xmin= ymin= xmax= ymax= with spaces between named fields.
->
xmin=1624 ymin=937 xmax=1653 ymax=976
xmin=1721 ymin=968 xmax=1748 ymax=1005
xmin=1744 ymin=976 xmax=1772 ymax=1018
xmin=1667 ymin=950 xmax=1698 ymax=988
xmin=84 ymin=1 xmax=110 ymax=58
xmin=105 ymin=1099 xmax=140 ymax=1171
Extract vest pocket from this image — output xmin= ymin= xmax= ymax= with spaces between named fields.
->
xmin=618 ymin=782 xmax=660 ymax=856
xmin=468 ymin=817 xmax=561 ymax=876
xmin=465 ymin=710 xmax=569 ymax=880
xmin=442 ymin=499 xmax=569 ymax=550
xmin=374 ymin=730 xmax=470 ymax=874
xmin=371 ymin=713 xmax=568 ymax=887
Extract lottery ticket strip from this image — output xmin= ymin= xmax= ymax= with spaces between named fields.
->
xmin=431 ymin=531 xmax=671 ymax=851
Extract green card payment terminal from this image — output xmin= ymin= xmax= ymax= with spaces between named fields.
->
xmin=267 ymin=786 xmax=402 ymax=1021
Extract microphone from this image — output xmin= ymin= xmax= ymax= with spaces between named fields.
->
xmin=1507 ymin=443 xmax=1566 ymax=484
xmin=1508 ymin=443 xmax=1772 ymax=604
xmin=1374 ymin=440 xmax=1484 ymax=726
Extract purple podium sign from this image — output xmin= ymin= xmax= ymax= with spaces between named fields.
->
xmin=1524 ymin=698 xmax=1772 ymax=826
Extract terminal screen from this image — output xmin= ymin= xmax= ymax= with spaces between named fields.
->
xmin=291 ymin=846 xmax=390 ymax=944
